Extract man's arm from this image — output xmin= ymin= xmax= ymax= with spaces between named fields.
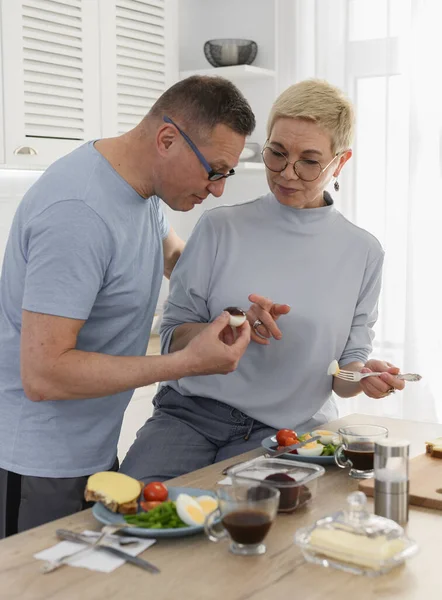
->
xmin=21 ymin=310 xmax=250 ymax=402
xmin=162 ymin=227 xmax=185 ymax=279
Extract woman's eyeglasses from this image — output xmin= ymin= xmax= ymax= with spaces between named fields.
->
xmin=163 ymin=116 xmax=235 ymax=182
xmin=261 ymin=144 xmax=339 ymax=182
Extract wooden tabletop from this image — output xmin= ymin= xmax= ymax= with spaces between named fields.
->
xmin=1 ymin=413 xmax=441 ymax=600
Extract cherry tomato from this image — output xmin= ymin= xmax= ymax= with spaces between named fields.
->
xmin=283 ymin=436 xmax=298 ymax=446
xmin=140 ymin=500 xmax=163 ymax=512
xmin=276 ymin=429 xmax=298 ymax=446
xmin=143 ymin=482 xmax=168 ymax=502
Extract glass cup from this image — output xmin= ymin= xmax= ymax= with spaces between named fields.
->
xmin=334 ymin=424 xmax=389 ymax=479
xmin=204 ymin=482 xmax=280 ymax=556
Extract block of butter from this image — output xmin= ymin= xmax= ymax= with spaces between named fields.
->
xmin=309 ymin=528 xmax=406 ymax=571
xmin=85 ymin=471 xmax=143 ymax=514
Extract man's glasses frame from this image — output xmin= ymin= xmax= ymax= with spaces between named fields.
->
xmin=163 ymin=116 xmax=235 ymax=182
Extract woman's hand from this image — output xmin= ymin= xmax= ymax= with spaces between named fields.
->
xmin=246 ymin=293 xmax=291 ymax=346
xmin=360 ymin=359 xmax=406 ymax=398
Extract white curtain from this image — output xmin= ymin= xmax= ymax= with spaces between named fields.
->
xmin=284 ymin=0 xmax=442 ymax=422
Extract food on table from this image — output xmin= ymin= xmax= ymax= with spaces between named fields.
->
xmin=195 ymin=495 xmax=219 ymax=515
xmin=297 ymin=441 xmax=324 ymax=457
xmin=264 ymin=473 xmax=311 ymax=512
xmin=311 ymin=429 xmax=339 ymax=445
xmin=276 ymin=429 xmax=298 ymax=446
xmin=85 ymin=471 xmax=143 ymax=514
xmin=327 ymin=359 xmax=340 ymax=376
xmin=125 ymin=501 xmax=188 ymax=528
xmin=425 ymin=437 xmax=442 ymax=458
xmin=274 ymin=428 xmax=339 ymax=457
xmin=143 ymin=481 xmax=168 ymax=502
xmin=224 ymin=306 xmax=247 ymax=327
xmin=140 ymin=500 xmax=163 ymax=512
xmin=175 ymin=493 xmax=207 ymax=526
xmin=308 ymin=528 xmax=406 ymax=570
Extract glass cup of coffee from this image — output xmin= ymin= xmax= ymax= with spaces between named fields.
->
xmin=204 ymin=482 xmax=280 ymax=555
xmin=334 ymin=424 xmax=388 ymax=479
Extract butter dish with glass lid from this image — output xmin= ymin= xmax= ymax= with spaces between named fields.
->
xmin=294 ymin=491 xmax=418 ymax=576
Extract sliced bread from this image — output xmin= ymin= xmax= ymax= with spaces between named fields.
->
xmin=425 ymin=437 xmax=442 ymax=459
xmin=85 ymin=471 xmax=143 ymax=514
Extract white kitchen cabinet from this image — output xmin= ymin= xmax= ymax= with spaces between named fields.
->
xmin=0 ymin=0 xmax=178 ymax=168
xmin=99 ymin=0 xmax=178 ymax=137
xmin=0 ymin=0 xmax=101 ymax=169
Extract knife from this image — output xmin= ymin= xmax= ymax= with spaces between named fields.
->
xmin=55 ymin=529 xmax=160 ymax=574
xmin=267 ymin=435 xmax=321 ymax=458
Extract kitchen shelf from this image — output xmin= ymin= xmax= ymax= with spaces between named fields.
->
xmin=180 ymin=65 xmax=276 ymax=80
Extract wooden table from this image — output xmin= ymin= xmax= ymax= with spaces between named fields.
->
xmin=1 ymin=414 xmax=441 ymax=600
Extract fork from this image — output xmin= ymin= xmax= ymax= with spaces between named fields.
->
xmin=40 ymin=524 xmax=137 ymax=573
xmin=334 ymin=370 xmax=422 ymax=383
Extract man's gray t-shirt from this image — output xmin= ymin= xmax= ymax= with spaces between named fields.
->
xmin=0 ymin=142 xmax=169 ymax=477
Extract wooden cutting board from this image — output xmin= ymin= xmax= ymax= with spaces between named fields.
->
xmin=359 ymin=453 xmax=442 ymax=511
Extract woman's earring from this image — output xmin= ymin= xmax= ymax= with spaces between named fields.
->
xmin=334 ymin=179 xmax=340 ymax=192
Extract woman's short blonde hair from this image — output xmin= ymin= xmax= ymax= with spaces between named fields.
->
xmin=267 ymin=79 xmax=355 ymax=154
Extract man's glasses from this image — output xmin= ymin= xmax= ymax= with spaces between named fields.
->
xmin=261 ymin=144 xmax=339 ymax=182
xmin=163 ymin=116 xmax=235 ymax=182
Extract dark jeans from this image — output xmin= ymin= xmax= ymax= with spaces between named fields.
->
xmin=0 ymin=458 xmax=118 ymax=539
xmin=120 ymin=385 xmax=278 ymax=483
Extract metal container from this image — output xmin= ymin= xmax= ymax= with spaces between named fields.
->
xmin=374 ymin=438 xmax=410 ymax=525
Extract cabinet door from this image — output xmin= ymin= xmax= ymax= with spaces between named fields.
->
xmin=99 ymin=0 xmax=178 ymax=137
xmin=1 ymin=0 xmax=101 ymax=168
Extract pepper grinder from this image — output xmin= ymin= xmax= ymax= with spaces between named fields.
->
xmin=374 ymin=438 xmax=410 ymax=525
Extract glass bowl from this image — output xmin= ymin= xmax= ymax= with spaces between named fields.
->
xmin=226 ymin=457 xmax=325 ymax=513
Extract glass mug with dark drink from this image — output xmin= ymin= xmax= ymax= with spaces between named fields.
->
xmin=204 ymin=482 xmax=280 ymax=555
xmin=334 ymin=424 xmax=388 ymax=479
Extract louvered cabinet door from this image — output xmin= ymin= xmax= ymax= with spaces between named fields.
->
xmin=99 ymin=0 xmax=178 ymax=137
xmin=1 ymin=0 xmax=101 ymax=168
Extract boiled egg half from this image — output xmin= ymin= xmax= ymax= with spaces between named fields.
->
xmin=195 ymin=495 xmax=218 ymax=516
xmin=311 ymin=429 xmax=337 ymax=445
xmin=175 ymin=493 xmax=206 ymax=526
xmin=327 ymin=359 xmax=340 ymax=376
xmin=224 ymin=307 xmax=247 ymax=328
xmin=297 ymin=441 xmax=324 ymax=457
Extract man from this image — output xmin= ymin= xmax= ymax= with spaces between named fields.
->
xmin=0 ymin=76 xmax=255 ymax=537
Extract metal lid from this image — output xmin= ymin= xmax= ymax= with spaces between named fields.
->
xmin=375 ymin=438 xmax=410 ymax=457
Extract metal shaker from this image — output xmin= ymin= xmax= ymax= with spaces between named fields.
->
xmin=374 ymin=438 xmax=410 ymax=525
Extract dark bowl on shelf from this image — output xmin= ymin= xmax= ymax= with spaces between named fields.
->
xmin=204 ymin=39 xmax=258 ymax=68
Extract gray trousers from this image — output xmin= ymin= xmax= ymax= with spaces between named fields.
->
xmin=0 ymin=459 xmax=118 ymax=539
xmin=120 ymin=385 xmax=278 ymax=483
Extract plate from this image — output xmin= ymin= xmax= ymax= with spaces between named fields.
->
xmin=261 ymin=436 xmax=337 ymax=465
xmin=92 ymin=486 xmax=216 ymax=538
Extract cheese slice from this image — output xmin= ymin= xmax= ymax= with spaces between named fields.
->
xmin=85 ymin=471 xmax=143 ymax=514
xmin=309 ymin=528 xmax=406 ymax=571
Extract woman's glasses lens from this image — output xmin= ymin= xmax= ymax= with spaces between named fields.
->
xmin=262 ymin=147 xmax=322 ymax=182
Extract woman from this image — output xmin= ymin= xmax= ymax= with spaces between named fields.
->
xmin=121 ymin=79 xmax=406 ymax=482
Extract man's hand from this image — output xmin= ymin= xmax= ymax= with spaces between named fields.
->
xmin=182 ymin=312 xmax=251 ymax=375
xmin=360 ymin=359 xmax=405 ymax=399
xmin=246 ymin=293 xmax=291 ymax=346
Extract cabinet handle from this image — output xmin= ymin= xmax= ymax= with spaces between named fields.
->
xmin=13 ymin=146 xmax=38 ymax=155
